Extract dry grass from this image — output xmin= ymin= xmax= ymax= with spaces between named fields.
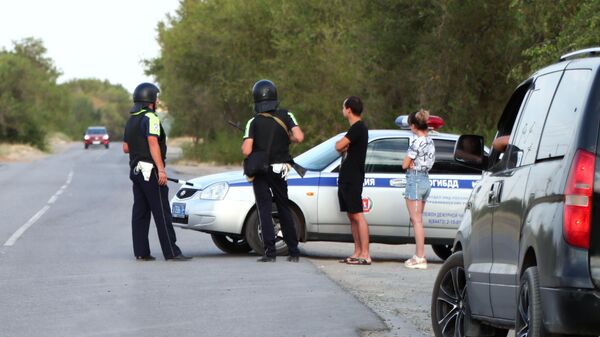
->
xmin=0 ymin=132 xmax=75 ymax=163
xmin=0 ymin=143 xmax=46 ymax=162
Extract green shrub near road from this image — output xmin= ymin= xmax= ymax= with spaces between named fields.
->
xmin=0 ymin=38 xmax=130 ymax=150
xmin=181 ymin=130 xmax=243 ymax=165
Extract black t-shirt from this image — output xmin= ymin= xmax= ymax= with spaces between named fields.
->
xmin=338 ymin=120 xmax=368 ymax=184
xmin=243 ymin=109 xmax=299 ymax=164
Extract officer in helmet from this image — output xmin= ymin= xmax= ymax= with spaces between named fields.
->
xmin=123 ymin=82 xmax=190 ymax=261
xmin=241 ymin=79 xmax=305 ymax=262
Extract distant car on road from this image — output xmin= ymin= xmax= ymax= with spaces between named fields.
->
xmin=84 ymin=126 xmax=109 ymax=149
xmin=170 ymin=116 xmax=483 ymax=260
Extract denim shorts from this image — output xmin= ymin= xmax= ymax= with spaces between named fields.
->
xmin=405 ymin=170 xmax=431 ymax=201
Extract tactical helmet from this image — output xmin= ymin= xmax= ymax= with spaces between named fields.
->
xmin=130 ymin=82 xmax=159 ymax=112
xmin=252 ymin=79 xmax=278 ymax=113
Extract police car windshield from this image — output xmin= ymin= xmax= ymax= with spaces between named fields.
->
xmin=294 ymin=135 xmax=341 ymax=171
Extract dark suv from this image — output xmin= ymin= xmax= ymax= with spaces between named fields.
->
xmin=431 ymin=47 xmax=600 ymax=337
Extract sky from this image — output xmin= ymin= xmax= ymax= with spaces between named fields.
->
xmin=0 ymin=0 xmax=181 ymax=93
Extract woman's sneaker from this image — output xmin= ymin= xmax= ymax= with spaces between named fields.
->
xmin=404 ymin=255 xmax=427 ymax=269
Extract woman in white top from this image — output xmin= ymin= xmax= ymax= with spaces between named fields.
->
xmin=402 ymin=109 xmax=435 ymax=269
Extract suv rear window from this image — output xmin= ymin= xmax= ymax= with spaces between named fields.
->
xmin=510 ymin=71 xmax=563 ymax=167
xmin=537 ymin=69 xmax=592 ymax=160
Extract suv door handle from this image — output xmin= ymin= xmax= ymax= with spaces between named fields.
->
xmin=488 ymin=189 xmax=496 ymax=204
xmin=488 ymin=181 xmax=504 ymax=205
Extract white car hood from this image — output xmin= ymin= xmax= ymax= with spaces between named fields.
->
xmin=187 ymin=170 xmax=246 ymax=189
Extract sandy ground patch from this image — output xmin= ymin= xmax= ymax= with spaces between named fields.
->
xmin=0 ymin=144 xmax=47 ymax=162
xmin=0 ymin=134 xmax=77 ymax=163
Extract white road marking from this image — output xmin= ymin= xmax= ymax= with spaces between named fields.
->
xmin=3 ymin=170 xmax=74 ymax=247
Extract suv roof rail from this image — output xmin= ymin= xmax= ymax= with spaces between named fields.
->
xmin=559 ymin=47 xmax=600 ymax=62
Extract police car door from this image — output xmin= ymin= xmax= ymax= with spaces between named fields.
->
xmin=316 ymin=137 xmax=410 ymax=238
xmin=362 ymin=137 xmax=411 ymax=238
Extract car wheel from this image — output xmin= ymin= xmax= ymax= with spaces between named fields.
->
xmin=105 ymin=144 xmax=109 ymax=149
xmin=516 ymin=267 xmax=555 ymax=337
xmin=431 ymin=252 xmax=508 ymax=337
xmin=84 ymin=144 xmax=89 ymax=149
xmin=245 ymin=205 xmax=302 ymax=256
xmin=432 ymin=244 xmax=452 ymax=261
xmin=211 ymin=234 xmax=252 ymax=254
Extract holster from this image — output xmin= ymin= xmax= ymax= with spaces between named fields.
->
xmin=135 ymin=161 xmax=154 ymax=181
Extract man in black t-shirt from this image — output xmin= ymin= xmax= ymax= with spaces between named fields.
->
xmin=335 ymin=96 xmax=371 ymax=265
xmin=242 ymin=80 xmax=305 ymax=262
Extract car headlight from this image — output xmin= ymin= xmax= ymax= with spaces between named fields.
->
xmin=199 ymin=182 xmax=229 ymax=200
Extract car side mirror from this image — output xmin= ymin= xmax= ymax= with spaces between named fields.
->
xmin=454 ymin=135 xmax=487 ymax=170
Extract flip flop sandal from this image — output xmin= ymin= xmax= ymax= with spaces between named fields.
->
xmin=347 ymin=258 xmax=371 ymax=265
xmin=339 ymin=257 xmax=358 ymax=263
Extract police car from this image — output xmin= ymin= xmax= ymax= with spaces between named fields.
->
xmin=170 ymin=116 xmax=483 ymax=260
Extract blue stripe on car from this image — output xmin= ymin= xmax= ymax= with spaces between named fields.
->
xmin=230 ymin=177 xmax=477 ymax=189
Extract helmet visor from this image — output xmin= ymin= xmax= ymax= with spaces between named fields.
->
xmin=254 ymin=100 xmax=278 ymax=113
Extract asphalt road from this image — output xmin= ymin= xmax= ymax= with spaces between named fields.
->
xmin=0 ymin=143 xmax=389 ymax=337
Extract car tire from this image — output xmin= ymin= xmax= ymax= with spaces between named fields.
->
xmin=431 ymin=251 xmax=508 ymax=337
xmin=84 ymin=144 xmax=89 ymax=149
xmin=516 ymin=267 xmax=557 ymax=337
xmin=105 ymin=144 xmax=109 ymax=149
xmin=432 ymin=244 xmax=452 ymax=261
xmin=211 ymin=234 xmax=252 ymax=254
xmin=245 ymin=205 xmax=302 ymax=256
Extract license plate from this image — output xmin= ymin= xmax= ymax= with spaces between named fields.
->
xmin=92 ymin=141 xmax=100 ymax=144
xmin=172 ymin=202 xmax=186 ymax=218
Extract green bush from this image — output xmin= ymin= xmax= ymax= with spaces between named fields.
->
xmin=182 ymin=130 xmax=244 ymax=165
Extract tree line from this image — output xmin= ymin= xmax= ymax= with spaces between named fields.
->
xmin=2 ymin=1 xmax=599 ymax=160
xmin=0 ymin=38 xmax=130 ymax=150
xmin=147 ymin=0 xmax=600 ymax=163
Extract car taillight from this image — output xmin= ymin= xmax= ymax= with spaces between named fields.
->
xmin=102 ymin=135 xmax=109 ymax=140
xmin=84 ymin=135 xmax=90 ymax=140
xmin=563 ymin=149 xmax=595 ymax=249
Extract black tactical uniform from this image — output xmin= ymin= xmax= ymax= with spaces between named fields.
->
xmin=123 ymin=83 xmax=188 ymax=261
xmin=243 ymin=80 xmax=300 ymax=261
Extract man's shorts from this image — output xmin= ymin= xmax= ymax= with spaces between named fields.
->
xmin=338 ymin=182 xmax=363 ymax=213
xmin=404 ymin=170 xmax=431 ymax=201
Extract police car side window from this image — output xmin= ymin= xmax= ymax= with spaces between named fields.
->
xmin=430 ymin=139 xmax=481 ymax=175
xmin=510 ymin=71 xmax=563 ymax=167
xmin=365 ymin=138 xmax=408 ymax=174
xmin=537 ymin=69 xmax=592 ymax=160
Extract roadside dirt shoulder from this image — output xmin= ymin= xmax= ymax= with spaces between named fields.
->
xmin=303 ymin=242 xmax=437 ymax=337
xmin=0 ymin=139 xmax=77 ymax=163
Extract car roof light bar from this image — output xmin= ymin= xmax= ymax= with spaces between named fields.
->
xmin=559 ymin=47 xmax=600 ymax=62
xmin=395 ymin=115 xmax=445 ymax=131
